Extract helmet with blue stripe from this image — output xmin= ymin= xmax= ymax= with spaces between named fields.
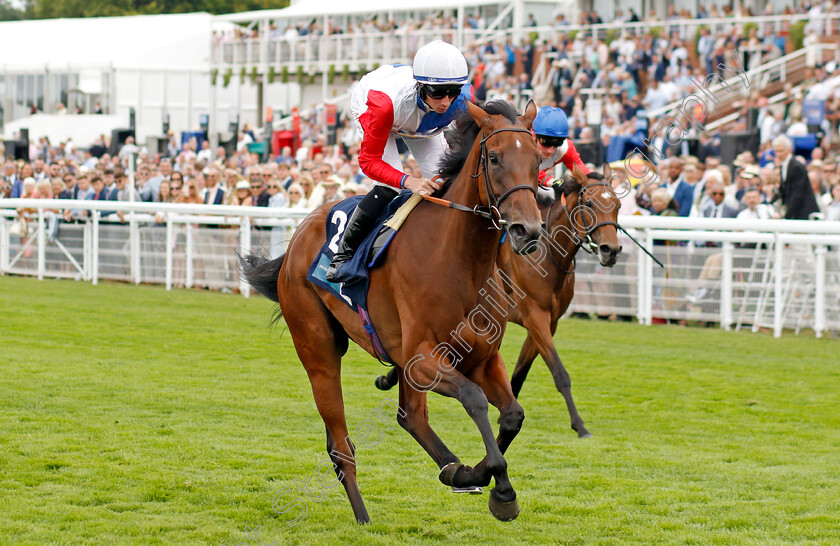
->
xmin=413 ymin=40 xmax=469 ymax=85
xmin=532 ymin=107 xmax=569 ymax=138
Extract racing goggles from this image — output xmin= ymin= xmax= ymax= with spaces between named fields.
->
xmin=421 ymin=84 xmax=463 ymax=100
xmin=536 ymin=135 xmax=567 ymax=148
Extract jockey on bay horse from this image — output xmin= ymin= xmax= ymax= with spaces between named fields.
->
xmin=326 ymin=40 xmax=472 ymax=282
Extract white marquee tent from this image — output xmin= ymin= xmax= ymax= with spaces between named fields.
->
xmin=0 ymin=13 xmax=238 ymax=146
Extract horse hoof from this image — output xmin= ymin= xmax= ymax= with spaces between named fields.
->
xmin=374 ymin=375 xmax=393 ymax=391
xmin=488 ymin=488 xmax=519 ymax=521
xmin=577 ymin=431 xmax=593 ymax=439
xmin=438 ymin=462 xmax=469 ymax=486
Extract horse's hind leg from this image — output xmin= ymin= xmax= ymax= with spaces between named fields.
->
xmin=285 ymin=303 xmax=370 ymax=524
xmin=374 ymin=366 xmax=399 ymax=391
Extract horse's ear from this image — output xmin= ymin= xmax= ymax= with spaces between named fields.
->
xmin=602 ymin=161 xmax=612 ymax=180
xmin=519 ymin=100 xmax=537 ymax=130
xmin=573 ymin=162 xmax=587 ymax=181
xmin=467 ymin=101 xmax=491 ymax=128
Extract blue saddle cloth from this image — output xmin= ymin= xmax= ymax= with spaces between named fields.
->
xmin=306 ymin=191 xmax=414 ymax=364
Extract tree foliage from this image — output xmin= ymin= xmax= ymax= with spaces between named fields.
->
xmin=1 ymin=0 xmax=25 ymax=20
xmin=4 ymin=0 xmax=289 ymax=20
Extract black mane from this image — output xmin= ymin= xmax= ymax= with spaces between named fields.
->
xmin=434 ymin=100 xmax=521 ymax=196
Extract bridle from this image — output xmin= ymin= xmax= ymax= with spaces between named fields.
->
xmin=545 ymin=175 xmax=620 ymax=261
xmin=469 ymin=127 xmax=537 ymax=230
xmin=572 ymin=180 xmax=621 ymax=255
xmin=420 ymin=124 xmax=540 ymax=231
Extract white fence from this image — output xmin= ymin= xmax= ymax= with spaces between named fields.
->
xmin=3 ymin=199 xmax=840 ymax=338
xmin=0 ymin=199 xmax=310 ymax=296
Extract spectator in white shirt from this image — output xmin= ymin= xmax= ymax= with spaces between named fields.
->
xmin=736 ymin=187 xmax=776 ymax=220
xmin=197 ymin=140 xmax=214 ymax=163
xmin=826 ymin=183 xmax=840 ymax=222
xmin=786 ymin=115 xmax=809 ymax=137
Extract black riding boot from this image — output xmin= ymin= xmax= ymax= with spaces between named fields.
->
xmin=326 ymin=185 xmax=399 ymax=282
xmin=325 ymin=206 xmax=377 ymax=282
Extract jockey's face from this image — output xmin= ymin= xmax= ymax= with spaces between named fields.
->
xmin=425 ymin=94 xmax=453 ymax=114
xmin=535 ymin=137 xmax=556 ymax=160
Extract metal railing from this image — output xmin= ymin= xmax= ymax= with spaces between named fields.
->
xmin=3 ymin=200 xmax=840 ymax=338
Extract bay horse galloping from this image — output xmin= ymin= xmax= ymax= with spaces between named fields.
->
xmin=376 ymin=164 xmax=623 ymax=438
xmin=241 ymin=100 xmax=543 ymax=523
xmin=499 ymin=163 xmax=622 ymax=438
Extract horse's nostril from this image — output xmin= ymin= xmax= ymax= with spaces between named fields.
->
xmin=509 ymin=224 xmax=528 ymax=240
xmin=600 ymin=244 xmax=620 ymax=256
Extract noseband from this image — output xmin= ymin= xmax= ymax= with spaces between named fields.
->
xmin=573 ymin=180 xmax=621 ymax=255
xmin=470 ymin=127 xmax=537 ymax=230
xmin=545 ymin=177 xmax=620 ymax=256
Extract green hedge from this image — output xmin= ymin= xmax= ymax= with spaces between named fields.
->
xmin=789 ymin=21 xmax=806 ymax=51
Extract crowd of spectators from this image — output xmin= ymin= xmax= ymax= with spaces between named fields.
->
xmin=211 ymin=1 xmax=840 ymax=171
xmin=619 ymin=137 xmax=840 ymax=222
xmin=212 ymin=1 xmax=840 ymax=43
xmin=5 ymin=3 xmax=840 ymax=290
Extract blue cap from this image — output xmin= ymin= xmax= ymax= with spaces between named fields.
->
xmin=532 ymin=107 xmax=569 ymax=138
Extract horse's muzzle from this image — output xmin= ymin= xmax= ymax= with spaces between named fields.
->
xmin=508 ymin=222 xmax=542 ymax=255
xmin=598 ymin=244 xmax=622 ymax=267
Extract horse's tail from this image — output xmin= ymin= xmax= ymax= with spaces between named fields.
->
xmin=239 ymin=252 xmax=284 ymax=303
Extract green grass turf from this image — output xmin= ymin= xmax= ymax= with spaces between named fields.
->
xmin=1 ymin=275 xmax=839 ymax=545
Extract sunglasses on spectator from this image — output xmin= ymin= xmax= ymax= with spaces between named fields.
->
xmin=250 ymin=184 xmax=261 ymax=189
xmin=289 ymin=191 xmax=301 ymax=195
xmin=710 ymin=191 xmax=724 ymax=196
xmin=171 ymin=186 xmax=182 ymax=190
xmin=262 ymin=173 xmax=273 ymax=177
xmin=268 ymin=185 xmax=281 ymax=189
xmin=319 ymin=169 xmax=331 ymax=175
xmin=536 ymin=136 xmax=566 ymax=148
xmin=421 ymin=84 xmax=463 ymax=100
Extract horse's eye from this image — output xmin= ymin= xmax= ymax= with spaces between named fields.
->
xmin=488 ymin=154 xmax=499 ymax=165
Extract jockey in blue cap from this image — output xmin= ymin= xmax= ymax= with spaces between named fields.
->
xmin=531 ymin=106 xmax=590 ymax=188
xmin=326 ymin=40 xmax=472 ymax=282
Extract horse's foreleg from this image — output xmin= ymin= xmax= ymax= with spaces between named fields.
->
xmin=396 ymin=374 xmax=459 ymax=468
xmin=469 ymin=352 xmax=524 ymax=456
xmin=524 ymin=308 xmax=591 ymax=438
xmin=404 ymin=345 xmax=519 ymax=521
xmin=510 ymin=334 xmax=539 ymax=398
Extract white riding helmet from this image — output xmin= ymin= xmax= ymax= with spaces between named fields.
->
xmin=412 ymin=40 xmax=469 ymax=85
